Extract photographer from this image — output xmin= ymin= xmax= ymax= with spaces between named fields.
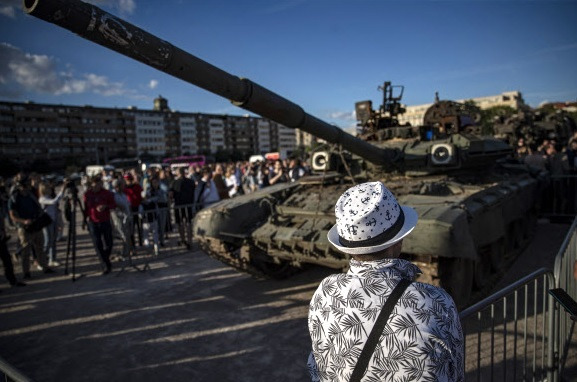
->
xmin=38 ymin=179 xmax=69 ymax=267
xmin=8 ymin=172 xmax=55 ymax=278
xmin=84 ymin=176 xmax=116 ymax=275
xmin=268 ymin=160 xmax=289 ymax=185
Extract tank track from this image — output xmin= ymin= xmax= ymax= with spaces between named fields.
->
xmin=196 ymin=237 xmax=300 ymax=279
xmin=197 ymin=215 xmax=536 ymax=309
xmin=196 ymin=237 xmax=270 ymax=279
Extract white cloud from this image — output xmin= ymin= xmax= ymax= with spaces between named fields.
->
xmin=1 ymin=43 xmax=63 ymax=93
xmin=117 ymin=0 xmax=135 ymax=14
xmin=90 ymin=0 xmax=136 ymax=15
xmin=0 ymin=5 xmax=15 ymax=18
xmin=327 ymin=110 xmax=356 ymax=122
xmin=149 ymin=79 xmax=159 ymax=89
xmin=0 ymin=42 xmax=146 ymax=100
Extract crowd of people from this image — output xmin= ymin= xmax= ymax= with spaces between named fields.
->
xmin=514 ymin=131 xmax=577 ymax=175
xmin=2 ymin=128 xmax=576 ymax=291
xmin=0 ymin=157 xmax=311 ymax=290
xmin=514 ymin=131 xmax=577 ymax=214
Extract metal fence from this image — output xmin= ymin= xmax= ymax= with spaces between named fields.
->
xmin=460 ymin=269 xmax=555 ymax=381
xmin=0 ymin=355 xmax=32 ymax=382
xmin=553 ymin=217 xmax=577 ymax=378
xmin=541 ymin=175 xmax=577 ymax=221
xmin=460 ymin=217 xmax=577 ymax=382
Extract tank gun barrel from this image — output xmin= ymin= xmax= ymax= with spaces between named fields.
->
xmin=24 ymin=0 xmax=397 ymax=165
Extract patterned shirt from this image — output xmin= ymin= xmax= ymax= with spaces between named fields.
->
xmin=307 ymin=258 xmax=464 ymax=381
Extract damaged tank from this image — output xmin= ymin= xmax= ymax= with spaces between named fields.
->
xmin=27 ymin=0 xmax=546 ymax=307
xmin=493 ymin=108 xmax=577 ymax=147
xmin=192 ymin=84 xmax=546 ymax=308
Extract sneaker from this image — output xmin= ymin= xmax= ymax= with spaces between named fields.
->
xmin=49 ymin=260 xmax=61 ymax=267
xmin=144 ymin=239 xmax=150 ymax=246
xmin=35 ymin=263 xmax=44 ymax=271
xmin=43 ymin=267 xmax=56 ymax=274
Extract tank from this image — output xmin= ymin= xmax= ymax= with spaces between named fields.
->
xmin=493 ymin=108 xmax=577 ymax=148
xmin=26 ymin=0 xmax=546 ymax=307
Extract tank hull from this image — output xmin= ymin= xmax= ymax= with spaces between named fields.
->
xmin=193 ymin=165 xmax=544 ymax=308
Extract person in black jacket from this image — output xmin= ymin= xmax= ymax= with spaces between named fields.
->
xmin=170 ymin=167 xmax=195 ymax=250
xmin=8 ymin=173 xmax=55 ymax=279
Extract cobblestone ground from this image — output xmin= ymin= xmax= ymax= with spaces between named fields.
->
xmin=0 ymin=219 xmax=575 ymax=381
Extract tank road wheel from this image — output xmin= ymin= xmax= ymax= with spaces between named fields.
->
xmin=489 ymin=239 xmax=506 ymax=271
xmin=438 ymin=257 xmax=474 ymax=309
xmin=249 ymin=246 xmax=300 ymax=279
xmin=506 ymin=220 xmax=525 ymax=253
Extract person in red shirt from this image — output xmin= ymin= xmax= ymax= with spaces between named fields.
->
xmin=84 ymin=176 xmax=117 ymax=274
xmin=123 ymin=173 xmax=144 ymax=247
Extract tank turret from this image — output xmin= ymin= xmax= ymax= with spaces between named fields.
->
xmin=26 ymin=0 xmax=547 ymax=308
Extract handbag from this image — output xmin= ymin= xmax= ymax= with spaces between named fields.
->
xmin=349 ymin=278 xmax=412 ymax=382
xmin=25 ymin=212 xmax=53 ymax=233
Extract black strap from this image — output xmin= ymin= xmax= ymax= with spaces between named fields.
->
xmin=350 ymin=278 xmax=412 ymax=382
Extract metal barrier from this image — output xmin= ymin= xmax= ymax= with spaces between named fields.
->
xmin=553 ymin=217 xmax=577 ymax=376
xmin=460 ymin=217 xmax=577 ymax=381
xmin=460 ymin=269 xmax=556 ymax=381
xmin=111 ymin=202 xmax=201 ymax=272
xmin=0 ymin=355 xmax=33 ymax=382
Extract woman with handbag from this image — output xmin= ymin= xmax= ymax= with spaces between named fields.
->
xmin=7 ymin=173 xmax=55 ymax=279
xmin=39 ymin=180 xmax=67 ymax=267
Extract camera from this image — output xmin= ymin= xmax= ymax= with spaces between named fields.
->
xmin=64 ymin=174 xmax=81 ymax=194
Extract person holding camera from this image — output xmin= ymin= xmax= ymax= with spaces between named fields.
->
xmin=38 ymin=180 xmax=68 ymax=267
xmin=84 ymin=176 xmax=117 ymax=275
xmin=268 ymin=160 xmax=289 ymax=185
xmin=8 ymin=172 xmax=55 ymax=279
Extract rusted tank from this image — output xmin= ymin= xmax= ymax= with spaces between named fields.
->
xmin=493 ymin=109 xmax=577 ymax=148
xmin=26 ymin=0 xmax=546 ymax=307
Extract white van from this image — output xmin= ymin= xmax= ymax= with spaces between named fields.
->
xmin=249 ymin=155 xmax=266 ymax=164
xmin=85 ymin=165 xmax=115 ymax=177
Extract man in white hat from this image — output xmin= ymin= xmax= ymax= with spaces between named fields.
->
xmin=307 ymin=181 xmax=463 ymax=381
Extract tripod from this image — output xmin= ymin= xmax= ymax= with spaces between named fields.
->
xmin=64 ymin=187 xmax=86 ymax=282
xmin=117 ymin=208 xmax=149 ymax=275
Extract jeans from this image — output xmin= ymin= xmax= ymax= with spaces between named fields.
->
xmin=88 ymin=220 xmax=113 ymax=270
xmin=43 ymin=221 xmax=58 ymax=263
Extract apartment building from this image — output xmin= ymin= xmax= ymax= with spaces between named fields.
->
xmin=0 ymin=96 xmax=296 ymax=170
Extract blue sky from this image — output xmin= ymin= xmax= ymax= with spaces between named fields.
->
xmin=1 ymin=0 xmax=576 ymax=129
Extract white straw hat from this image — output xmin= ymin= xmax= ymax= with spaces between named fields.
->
xmin=327 ymin=181 xmax=418 ymax=255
